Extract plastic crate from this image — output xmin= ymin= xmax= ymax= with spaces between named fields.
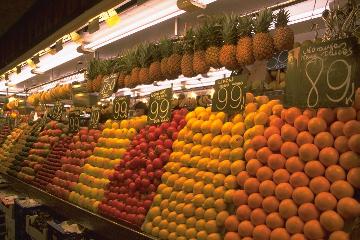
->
xmin=47 ymin=221 xmax=85 ymax=240
xmin=26 ymin=215 xmax=47 ymax=240
xmin=14 ymin=199 xmax=42 ymax=240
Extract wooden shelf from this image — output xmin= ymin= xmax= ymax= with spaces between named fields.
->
xmin=2 ymin=174 xmax=156 ymax=240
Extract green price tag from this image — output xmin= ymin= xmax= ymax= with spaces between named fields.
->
xmin=99 ymin=73 xmax=118 ymax=99
xmin=285 ymin=37 xmax=360 ymax=108
xmin=89 ymin=107 xmax=101 ymax=129
xmin=49 ymin=101 xmax=64 ymax=121
xmin=211 ymin=74 xmax=248 ymax=114
xmin=69 ymin=110 xmax=80 ymax=133
xmin=113 ymin=96 xmax=130 ymax=120
xmin=148 ymin=88 xmax=172 ymax=125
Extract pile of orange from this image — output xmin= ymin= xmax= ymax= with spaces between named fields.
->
xmin=224 ymin=92 xmax=360 ymax=239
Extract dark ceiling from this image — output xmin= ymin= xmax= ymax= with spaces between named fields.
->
xmin=0 ymin=0 xmax=38 ymax=37
xmin=0 ymin=0 xmax=103 ymax=72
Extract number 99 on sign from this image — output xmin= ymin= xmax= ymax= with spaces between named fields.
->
xmin=149 ymin=99 xmax=170 ymax=122
xmin=213 ymin=80 xmax=246 ymax=114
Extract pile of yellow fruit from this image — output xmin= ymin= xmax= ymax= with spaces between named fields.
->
xmin=69 ymin=116 xmax=147 ymax=212
xmin=142 ymin=106 xmax=248 ymax=240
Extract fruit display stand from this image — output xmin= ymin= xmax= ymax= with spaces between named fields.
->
xmin=0 ymin=124 xmax=11 ymax=146
xmin=99 ymin=109 xmax=187 ymax=227
xmin=69 ymin=116 xmax=147 ymax=213
xmin=0 ymin=123 xmax=30 ymax=173
xmin=47 ymin=127 xmax=101 ymax=200
xmin=2 ymin=173 xmax=155 ymax=240
xmin=7 ymin=121 xmax=42 ymax=178
xmin=32 ymin=135 xmax=72 ymax=190
xmin=142 ymin=106 xmax=247 ymax=239
xmin=17 ymin=121 xmax=66 ymax=183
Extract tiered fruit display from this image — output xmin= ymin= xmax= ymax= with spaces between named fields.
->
xmin=47 ymin=127 xmax=101 ymax=200
xmin=224 ymin=93 xmax=360 ymax=239
xmin=0 ymin=123 xmax=11 ymax=145
xmin=8 ymin=121 xmax=42 ymax=177
xmin=33 ymin=135 xmax=72 ymax=190
xmin=69 ymin=116 xmax=147 ymax=212
xmin=142 ymin=106 xmax=248 ymax=239
xmin=0 ymin=123 xmax=31 ymax=173
xmin=99 ymin=109 xmax=187 ymax=226
xmin=17 ymin=121 xmax=68 ymax=183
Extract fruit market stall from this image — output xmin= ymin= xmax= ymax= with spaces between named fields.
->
xmin=0 ymin=0 xmax=359 ymax=240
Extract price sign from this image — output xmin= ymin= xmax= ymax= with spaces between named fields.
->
xmin=113 ymin=96 xmax=130 ymax=120
xmin=49 ymin=101 xmax=64 ymax=121
xmin=148 ymin=88 xmax=172 ymax=125
xmin=89 ymin=107 xmax=101 ymax=129
xmin=211 ymin=74 xmax=248 ymax=114
xmin=68 ymin=111 xmax=80 ymax=133
xmin=267 ymin=50 xmax=288 ymax=70
xmin=285 ymin=37 xmax=360 ymax=108
xmin=99 ymin=73 xmax=118 ymax=99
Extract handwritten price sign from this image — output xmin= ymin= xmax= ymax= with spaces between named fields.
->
xmin=89 ymin=107 xmax=101 ymax=129
xmin=49 ymin=101 xmax=64 ymax=121
xmin=267 ymin=50 xmax=288 ymax=70
xmin=68 ymin=111 xmax=80 ymax=133
xmin=285 ymin=37 xmax=359 ymax=108
xmin=99 ymin=73 xmax=118 ymax=99
xmin=113 ymin=96 xmax=130 ymax=120
xmin=211 ymin=75 xmax=247 ymax=114
xmin=148 ymin=88 xmax=172 ymax=125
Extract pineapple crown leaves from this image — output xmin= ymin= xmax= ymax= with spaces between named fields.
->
xmin=86 ymin=59 xmax=102 ymax=80
xmin=113 ymin=57 xmax=126 ymax=73
xmin=194 ymin=24 xmax=209 ymax=51
xmin=149 ymin=43 xmax=162 ymax=62
xmin=122 ymin=49 xmax=137 ymax=74
xmin=172 ymin=39 xmax=184 ymax=55
xmin=101 ymin=59 xmax=117 ymax=75
xmin=237 ymin=15 xmax=254 ymax=38
xmin=182 ymin=28 xmax=196 ymax=53
xmin=137 ymin=43 xmax=153 ymax=68
xmin=274 ymin=9 xmax=290 ymax=28
xmin=158 ymin=39 xmax=173 ymax=58
xmin=203 ymin=16 xmax=224 ymax=47
xmin=221 ymin=14 xmax=239 ymax=45
xmin=254 ymin=8 xmax=273 ymax=33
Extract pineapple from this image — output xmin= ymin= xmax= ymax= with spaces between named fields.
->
xmin=130 ymin=47 xmax=141 ymax=88
xmin=86 ymin=59 xmax=99 ymax=92
xmin=236 ymin=15 xmax=255 ymax=66
xmin=273 ymin=9 xmax=294 ymax=51
xmin=219 ymin=14 xmax=239 ymax=70
xmin=181 ymin=28 xmax=196 ymax=77
xmin=193 ymin=25 xmax=210 ymax=75
xmin=253 ymin=8 xmax=274 ymax=60
xmin=204 ymin=16 xmax=223 ymax=69
xmin=138 ymin=43 xmax=152 ymax=85
xmin=122 ymin=50 xmax=136 ymax=88
xmin=114 ymin=57 xmax=126 ymax=89
xmin=149 ymin=43 xmax=164 ymax=82
xmin=159 ymin=39 xmax=173 ymax=80
xmin=167 ymin=39 xmax=183 ymax=79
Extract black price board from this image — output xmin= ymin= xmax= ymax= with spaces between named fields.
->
xmin=113 ymin=96 xmax=130 ymax=120
xmin=49 ymin=101 xmax=64 ymax=121
xmin=148 ymin=88 xmax=172 ymax=125
xmin=285 ymin=37 xmax=360 ymax=108
xmin=89 ymin=107 xmax=101 ymax=129
xmin=68 ymin=111 xmax=80 ymax=133
xmin=211 ymin=74 xmax=248 ymax=114
xmin=99 ymin=73 xmax=118 ymax=99
xmin=267 ymin=50 xmax=288 ymax=70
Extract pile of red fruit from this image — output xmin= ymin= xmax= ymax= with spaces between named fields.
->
xmin=33 ymin=135 xmax=72 ymax=189
xmin=99 ymin=109 xmax=187 ymax=226
xmin=47 ymin=128 xmax=100 ymax=200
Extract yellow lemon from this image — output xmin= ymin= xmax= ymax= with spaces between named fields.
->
xmin=210 ymin=119 xmax=223 ymax=136
xmin=221 ymin=122 xmax=234 ymax=135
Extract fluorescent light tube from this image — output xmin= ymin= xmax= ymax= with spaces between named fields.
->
xmin=85 ymin=0 xmax=185 ymax=50
xmin=37 ymin=42 xmax=82 ymax=72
